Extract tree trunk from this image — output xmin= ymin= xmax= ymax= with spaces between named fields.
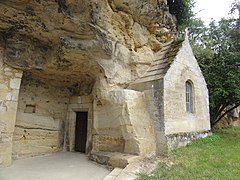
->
xmin=212 ymin=104 xmax=240 ymax=127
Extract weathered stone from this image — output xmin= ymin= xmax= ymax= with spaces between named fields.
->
xmin=11 ymin=90 xmax=20 ymax=101
xmin=13 ymin=126 xmax=62 ymax=159
xmin=129 ymin=37 xmax=211 ymax=154
xmin=11 ymin=76 xmax=69 ymax=159
xmin=166 ymin=131 xmax=212 ymax=150
xmin=163 ymin=38 xmax=211 ymax=135
xmin=108 ymin=153 xmax=140 ymax=168
xmin=0 ymin=133 xmax=13 ymax=167
xmin=0 ymin=0 xmax=176 ymax=88
xmin=90 ymin=151 xmax=113 ymax=165
xmin=10 ymin=78 xmax=21 ymax=90
xmin=0 ymin=83 xmax=8 ymax=90
xmin=0 ymin=0 xmax=211 ymax=168
xmin=132 ymin=23 xmax=149 ymax=48
xmin=93 ymin=89 xmax=156 ymax=156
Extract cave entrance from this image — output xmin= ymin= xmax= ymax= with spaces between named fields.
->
xmin=75 ymin=112 xmax=88 ymax=153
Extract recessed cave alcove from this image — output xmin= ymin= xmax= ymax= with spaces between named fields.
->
xmin=12 ymin=62 xmax=101 ymax=159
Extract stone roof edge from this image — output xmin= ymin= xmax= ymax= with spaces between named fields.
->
xmin=129 ymin=39 xmax=185 ymax=86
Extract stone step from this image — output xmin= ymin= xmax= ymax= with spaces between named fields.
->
xmin=90 ymin=151 xmax=140 ymax=168
xmin=103 ymin=168 xmax=123 ymax=180
xmin=90 ymin=151 xmax=113 ymax=165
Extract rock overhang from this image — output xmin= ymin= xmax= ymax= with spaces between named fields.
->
xmin=2 ymin=32 xmax=106 ymax=89
xmin=0 ymin=0 xmax=111 ymax=89
xmin=0 ymin=0 xmax=177 ymax=90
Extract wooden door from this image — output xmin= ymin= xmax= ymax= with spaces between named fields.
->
xmin=75 ymin=112 xmax=88 ymax=153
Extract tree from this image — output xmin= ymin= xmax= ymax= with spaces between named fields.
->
xmin=167 ymin=0 xmax=195 ymax=31
xmin=188 ymin=2 xmax=240 ymax=126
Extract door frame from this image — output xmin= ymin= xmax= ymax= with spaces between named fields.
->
xmin=66 ymin=96 xmax=93 ymax=153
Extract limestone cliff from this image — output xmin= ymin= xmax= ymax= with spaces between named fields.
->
xmin=0 ymin=0 xmax=176 ymax=93
xmin=0 ymin=0 xmax=178 ymax=166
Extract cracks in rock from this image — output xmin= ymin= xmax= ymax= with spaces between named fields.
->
xmin=57 ymin=0 xmax=72 ymax=17
xmin=15 ymin=125 xmax=60 ymax=132
xmin=0 ymin=100 xmax=8 ymax=112
xmin=88 ymin=23 xmax=113 ymax=56
xmin=68 ymin=80 xmax=95 ymax=96
xmin=25 ymin=6 xmax=36 ymax=16
xmin=107 ymin=0 xmax=117 ymax=13
xmin=40 ymin=22 xmax=48 ymax=32
xmin=113 ymin=41 xmax=120 ymax=56
xmin=3 ymin=22 xmax=28 ymax=37
xmin=89 ymin=3 xmax=98 ymax=25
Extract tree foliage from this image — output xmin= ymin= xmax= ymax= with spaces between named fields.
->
xmin=189 ymin=1 xmax=240 ymax=126
xmin=167 ymin=0 xmax=195 ymax=31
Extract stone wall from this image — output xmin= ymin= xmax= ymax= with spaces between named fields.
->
xmin=130 ymin=80 xmax=168 ymax=156
xmin=12 ymin=75 xmax=70 ymax=159
xmin=93 ymin=89 xmax=156 ymax=155
xmin=0 ymin=47 xmax=23 ymax=167
xmin=166 ymin=131 xmax=212 ymax=150
xmin=163 ymin=39 xmax=210 ymax=135
xmin=129 ymin=38 xmax=211 ymax=154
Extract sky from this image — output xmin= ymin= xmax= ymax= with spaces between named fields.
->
xmin=194 ymin=0 xmax=235 ymax=24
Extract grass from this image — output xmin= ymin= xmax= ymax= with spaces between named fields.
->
xmin=138 ymin=126 xmax=240 ymax=180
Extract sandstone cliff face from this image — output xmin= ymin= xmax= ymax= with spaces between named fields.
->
xmin=0 ymin=0 xmax=176 ymax=91
xmin=0 ymin=0 xmax=177 ymax=166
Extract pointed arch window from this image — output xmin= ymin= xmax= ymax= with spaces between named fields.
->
xmin=186 ymin=80 xmax=193 ymax=113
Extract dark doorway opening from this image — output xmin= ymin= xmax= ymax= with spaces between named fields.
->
xmin=75 ymin=112 xmax=88 ymax=153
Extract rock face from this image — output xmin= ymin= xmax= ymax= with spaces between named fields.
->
xmin=12 ymin=75 xmax=69 ymax=159
xmin=93 ymin=90 xmax=156 ymax=155
xmin=0 ymin=40 xmax=23 ymax=165
xmin=0 ymin=0 xmax=176 ymax=167
xmin=0 ymin=0 xmax=176 ymax=89
xmin=0 ymin=0 xmax=210 ymax=168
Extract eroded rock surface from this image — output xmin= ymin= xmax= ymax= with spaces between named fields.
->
xmin=0 ymin=0 xmax=177 ymax=166
xmin=0 ymin=0 xmax=176 ymax=91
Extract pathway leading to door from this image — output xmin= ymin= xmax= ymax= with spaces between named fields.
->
xmin=0 ymin=152 xmax=110 ymax=180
